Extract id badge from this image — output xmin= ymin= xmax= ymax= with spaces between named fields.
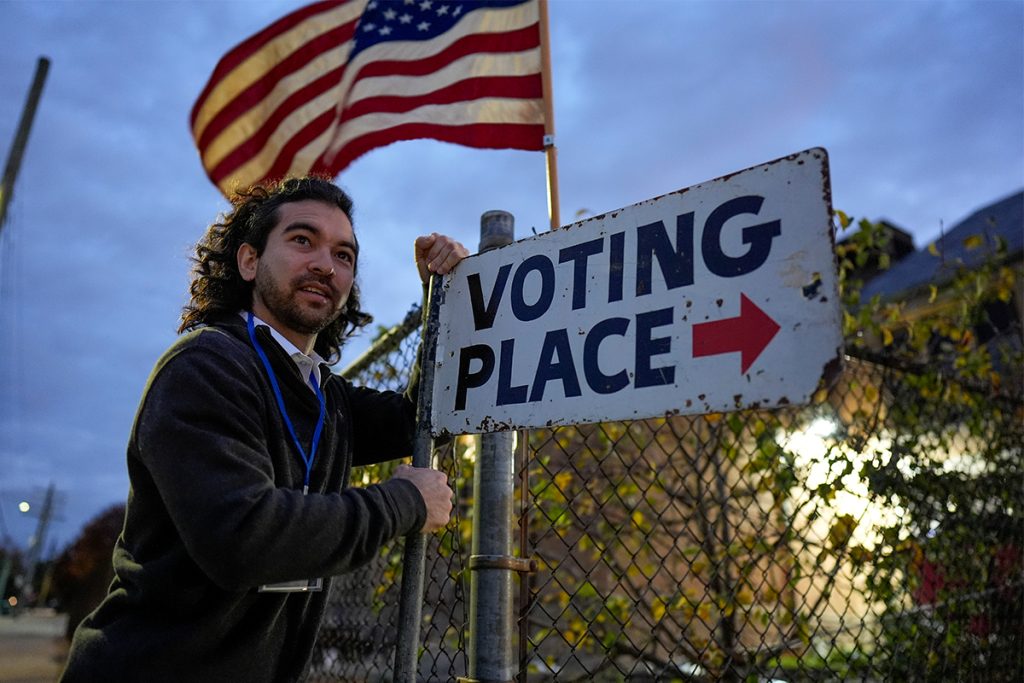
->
xmin=258 ymin=577 xmax=323 ymax=593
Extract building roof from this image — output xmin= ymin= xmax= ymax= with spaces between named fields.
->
xmin=861 ymin=190 xmax=1024 ymax=300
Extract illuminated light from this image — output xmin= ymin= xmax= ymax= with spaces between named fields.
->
xmin=458 ymin=434 xmax=478 ymax=465
xmin=7 ymin=596 xmax=17 ymax=607
xmin=18 ymin=501 xmax=30 ymax=513
xmin=807 ymin=416 xmax=838 ymax=438
xmin=780 ymin=418 xmax=903 ymax=550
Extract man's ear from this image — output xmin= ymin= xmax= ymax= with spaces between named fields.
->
xmin=237 ymin=243 xmax=258 ymax=283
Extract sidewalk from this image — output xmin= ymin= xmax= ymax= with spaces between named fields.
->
xmin=0 ymin=609 xmax=68 ymax=683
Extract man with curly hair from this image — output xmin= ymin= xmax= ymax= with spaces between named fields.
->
xmin=61 ymin=177 xmax=468 ymax=682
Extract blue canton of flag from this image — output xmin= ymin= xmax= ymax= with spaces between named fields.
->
xmin=352 ymin=0 xmax=530 ymax=55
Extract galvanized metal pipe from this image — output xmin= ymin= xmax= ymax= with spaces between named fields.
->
xmin=393 ymin=276 xmax=443 ymax=682
xmin=468 ymin=211 xmax=517 ymax=682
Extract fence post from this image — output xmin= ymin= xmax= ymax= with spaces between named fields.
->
xmin=465 ymin=211 xmax=518 ymax=682
xmin=393 ymin=276 xmax=443 ymax=682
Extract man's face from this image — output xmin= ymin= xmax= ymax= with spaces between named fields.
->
xmin=237 ymin=199 xmax=357 ymax=348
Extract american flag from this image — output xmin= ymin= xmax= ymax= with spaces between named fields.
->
xmin=191 ymin=0 xmax=545 ymax=196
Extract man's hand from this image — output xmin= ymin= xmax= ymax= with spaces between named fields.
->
xmin=392 ymin=464 xmax=454 ymax=533
xmin=414 ymin=233 xmax=470 ymax=285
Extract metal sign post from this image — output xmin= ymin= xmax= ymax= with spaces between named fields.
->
xmin=462 ymin=212 xmax=523 ymax=683
xmin=431 ymin=148 xmax=842 ymax=434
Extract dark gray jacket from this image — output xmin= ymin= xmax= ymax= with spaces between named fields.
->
xmin=61 ymin=315 xmax=425 ymax=682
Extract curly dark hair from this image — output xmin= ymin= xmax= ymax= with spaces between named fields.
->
xmin=180 ymin=176 xmax=373 ymax=363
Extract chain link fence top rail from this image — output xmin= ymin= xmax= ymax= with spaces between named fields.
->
xmin=312 ymin=302 xmax=1023 ymax=682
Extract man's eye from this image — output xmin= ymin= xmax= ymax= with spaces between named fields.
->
xmin=293 ymin=235 xmax=311 ymax=246
xmin=336 ymin=251 xmax=354 ymax=263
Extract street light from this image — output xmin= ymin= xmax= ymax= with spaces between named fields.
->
xmin=18 ymin=501 xmax=30 ymax=513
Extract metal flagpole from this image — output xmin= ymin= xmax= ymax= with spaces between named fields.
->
xmin=0 ymin=57 xmax=50 ymax=235
xmin=508 ymin=3 xmax=560 ymax=676
xmin=538 ymin=0 xmax=560 ymax=231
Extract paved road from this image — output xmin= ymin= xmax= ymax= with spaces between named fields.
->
xmin=0 ymin=609 xmax=68 ymax=683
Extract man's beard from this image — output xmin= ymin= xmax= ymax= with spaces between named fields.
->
xmin=254 ymin=266 xmax=344 ymax=336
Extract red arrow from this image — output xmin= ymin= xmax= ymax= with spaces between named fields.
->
xmin=692 ymin=294 xmax=780 ymax=374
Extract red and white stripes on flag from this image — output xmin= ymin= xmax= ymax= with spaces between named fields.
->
xmin=191 ymin=0 xmax=545 ymax=196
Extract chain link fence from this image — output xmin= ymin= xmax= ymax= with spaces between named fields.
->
xmin=310 ymin=306 xmax=470 ymax=682
xmin=311 ymin=303 xmax=1023 ymax=682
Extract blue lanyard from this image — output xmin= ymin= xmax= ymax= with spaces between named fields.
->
xmin=247 ymin=312 xmax=326 ymax=494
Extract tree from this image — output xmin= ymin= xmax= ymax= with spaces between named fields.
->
xmin=50 ymin=504 xmax=124 ymax=639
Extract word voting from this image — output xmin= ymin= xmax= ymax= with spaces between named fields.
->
xmin=452 ymin=195 xmax=780 ymax=410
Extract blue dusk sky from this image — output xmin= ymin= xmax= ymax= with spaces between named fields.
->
xmin=0 ymin=0 xmax=1021 ymax=552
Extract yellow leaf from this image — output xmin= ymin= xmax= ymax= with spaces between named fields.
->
xmin=835 ymin=209 xmax=852 ymax=228
xmin=928 ymin=242 xmax=940 ymax=257
xmin=631 ymin=510 xmax=645 ymax=528
xmin=928 ymin=285 xmax=938 ymax=304
xmin=842 ymin=310 xmax=857 ymax=333
xmin=963 ymin=234 xmax=984 ymax=250
xmin=705 ymin=413 xmax=723 ymax=424
xmin=651 ymin=599 xmax=667 ymax=621
xmin=553 ymin=471 xmax=573 ymax=491
xmin=881 ymin=327 xmax=894 ymax=346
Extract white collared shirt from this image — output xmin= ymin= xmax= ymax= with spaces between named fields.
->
xmin=241 ymin=312 xmax=326 ymax=392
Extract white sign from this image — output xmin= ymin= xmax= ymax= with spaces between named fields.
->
xmin=431 ymin=148 xmax=842 ymax=435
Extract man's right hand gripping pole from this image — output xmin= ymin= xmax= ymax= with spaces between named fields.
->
xmin=393 ymin=464 xmax=453 ymax=533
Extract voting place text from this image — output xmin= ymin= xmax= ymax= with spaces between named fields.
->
xmin=432 ymin=149 xmax=842 ymax=435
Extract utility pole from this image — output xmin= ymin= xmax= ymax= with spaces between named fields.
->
xmin=0 ymin=56 xmax=50 ymax=234
xmin=2 ymin=57 xmax=52 ymax=610
xmin=21 ymin=483 xmax=57 ymax=604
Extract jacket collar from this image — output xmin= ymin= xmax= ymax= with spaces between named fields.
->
xmin=208 ymin=314 xmax=334 ymax=396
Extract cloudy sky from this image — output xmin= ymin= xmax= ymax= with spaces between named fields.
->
xmin=1 ymin=0 xmax=1021 ymax=552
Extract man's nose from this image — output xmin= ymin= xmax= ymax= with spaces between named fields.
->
xmin=309 ymin=248 xmax=335 ymax=276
